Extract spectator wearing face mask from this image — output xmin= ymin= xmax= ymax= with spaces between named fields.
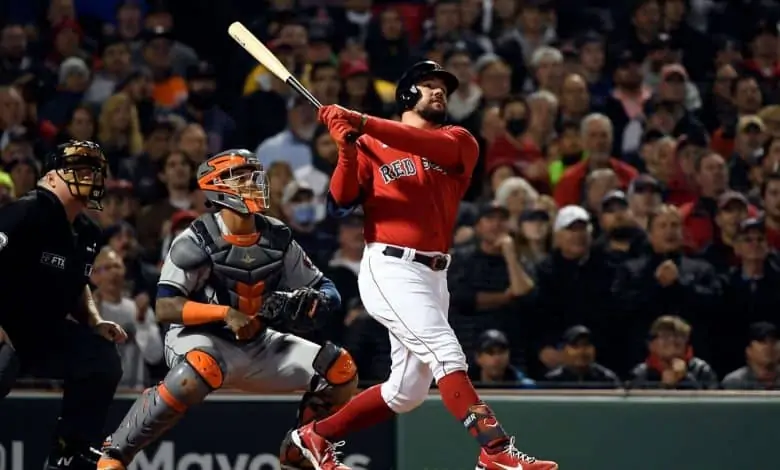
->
xmin=593 ymin=190 xmax=647 ymax=268
xmin=174 ymin=62 xmax=236 ymax=154
xmin=544 ymin=325 xmax=621 ymax=389
xmin=486 ymin=95 xmax=548 ymax=191
xmin=722 ymin=322 xmax=780 ymax=390
xmin=281 ymin=180 xmax=336 ymax=267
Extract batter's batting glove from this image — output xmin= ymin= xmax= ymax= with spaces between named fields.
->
xmin=318 ymin=105 xmax=367 ymax=131
xmin=260 ymin=288 xmax=326 ymax=334
xmin=330 ymin=120 xmax=361 ymax=148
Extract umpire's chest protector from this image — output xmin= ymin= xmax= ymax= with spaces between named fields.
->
xmin=179 ymin=213 xmax=292 ymax=314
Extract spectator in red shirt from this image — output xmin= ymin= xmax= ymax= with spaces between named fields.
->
xmin=667 ymin=132 xmax=707 ymax=206
xmin=762 ymin=172 xmax=780 ymax=250
xmin=554 ymin=113 xmax=639 ymax=206
xmin=679 ymin=152 xmax=728 ymax=251
xmin=679 ymin=152 xmax=759 ymax=252
xmin=486 ymin=95 xmax=548 ymax=191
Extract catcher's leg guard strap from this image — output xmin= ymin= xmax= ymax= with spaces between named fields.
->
xmin=313 ymin=341 xmax=357 ymax=386
xmin=297 ymin=342 xmax=358 ymax=425
xmin=102 ymin=349 xmax=224 ymax=463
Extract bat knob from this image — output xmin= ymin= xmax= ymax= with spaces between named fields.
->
xmin=345 ymin=131 xmax=360 ymax=144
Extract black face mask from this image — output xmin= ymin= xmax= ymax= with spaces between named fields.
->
xmin=561 ymin=152 xmax=581 ymax=165
xmin=608 ymin=225 xmax=638 ymax=242
xmin=188 ymin=90 xmax=216 ymax=110
xmin=506 ymin=118 xmax=527 ymax=136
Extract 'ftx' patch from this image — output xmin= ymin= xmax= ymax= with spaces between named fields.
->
xmin=41 ymin=252 xmax=66 ymax=270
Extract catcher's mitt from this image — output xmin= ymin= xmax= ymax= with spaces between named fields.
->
xmin=260 ymin=287 xmax=324 ymax=334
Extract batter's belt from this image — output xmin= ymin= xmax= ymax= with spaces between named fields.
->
xmin=382 ymin=246 xmax=450 ymax=271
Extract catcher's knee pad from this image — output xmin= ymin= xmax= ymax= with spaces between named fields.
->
xmin=163 ymin=348 xmax=225 ymax=407
xmin=297 ymin=342 xmax=358 ymax=425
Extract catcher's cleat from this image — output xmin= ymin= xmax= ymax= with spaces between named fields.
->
xmin=476 ymin=437 xmax=558 ymax=470
xmin=96 ymin=455 xmax=126 ymax=470
xmin=289 ymin=422 xmax=351 ymax=470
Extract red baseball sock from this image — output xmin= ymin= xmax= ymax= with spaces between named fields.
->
xmin=438 ymin=371 xmax=509 ymax=452
xmin=313 ymin=385 xmax=395 ymax=440
xmin=437 ymin=370 xmax=480 ymax=419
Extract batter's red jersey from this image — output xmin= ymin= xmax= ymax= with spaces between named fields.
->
xmin=333 ymin=125 xmax=479 ymax=253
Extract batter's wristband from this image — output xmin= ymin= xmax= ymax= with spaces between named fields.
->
xmin=182 ymin=302 xmax=229 ymax=325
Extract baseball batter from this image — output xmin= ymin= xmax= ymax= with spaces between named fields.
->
xmin=97 ymin=150 xmax=358 ymax=470
xmin=289 ymin=61 xmax=559 ymax=470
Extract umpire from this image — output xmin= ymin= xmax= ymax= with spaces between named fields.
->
xmin=0 ymin=140 xmax=127 ymax=469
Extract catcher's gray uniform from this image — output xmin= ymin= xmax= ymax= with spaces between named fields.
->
xmin=101 ymin=212 xmax=357 ymax=467
xmin=159 ymin=212 xmax=322 ymax=391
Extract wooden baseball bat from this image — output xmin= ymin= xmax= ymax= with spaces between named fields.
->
xmin=228 ymin=22 xmax=359 ymax=142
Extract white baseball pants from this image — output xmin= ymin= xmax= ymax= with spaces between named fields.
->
xmin=358 ymin=243 xmax=468 ymax=414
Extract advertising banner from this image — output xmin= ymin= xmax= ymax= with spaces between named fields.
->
xmin=0 ymin=392 xmax=395 ymax=470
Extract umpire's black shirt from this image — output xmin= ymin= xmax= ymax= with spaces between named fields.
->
xmin=0 ymin=188 xmax=101 ymax=355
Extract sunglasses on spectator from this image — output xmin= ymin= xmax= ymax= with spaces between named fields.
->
xmin=633 ymin=183 xmax=661 ymax=194
xmin=520 ymin=209 xmax=550 ymax=222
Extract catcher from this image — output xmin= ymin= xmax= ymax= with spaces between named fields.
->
xmin=97 ymin=149 xmax=356 ymax=469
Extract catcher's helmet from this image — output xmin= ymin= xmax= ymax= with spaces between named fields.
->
xmin=395 ymin=60 xmax=459 ymax=112
xmin=197 ymin=149 xmax=269 ymax=215
xmin=45 ymin=140 xmax=108 ymax=210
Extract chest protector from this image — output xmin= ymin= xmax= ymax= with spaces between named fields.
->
xmin=172 ymin=213 xmax=293 ymax=315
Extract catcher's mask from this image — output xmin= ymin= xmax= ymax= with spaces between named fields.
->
xmin=197 ymin=149 xmax=269 ymax=215
xmin=44 ymin=140 xmax=108 ymax=210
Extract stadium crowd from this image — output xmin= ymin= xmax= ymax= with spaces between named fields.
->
xmin=1 ymin=0 xmax=780 ymax=391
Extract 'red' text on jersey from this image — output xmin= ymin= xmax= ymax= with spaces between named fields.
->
xmin=379 ymin=157 xmax=448 ymax=184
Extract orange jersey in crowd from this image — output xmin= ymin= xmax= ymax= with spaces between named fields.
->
xmin=330 ymin=120 xmax=479 ymax=253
